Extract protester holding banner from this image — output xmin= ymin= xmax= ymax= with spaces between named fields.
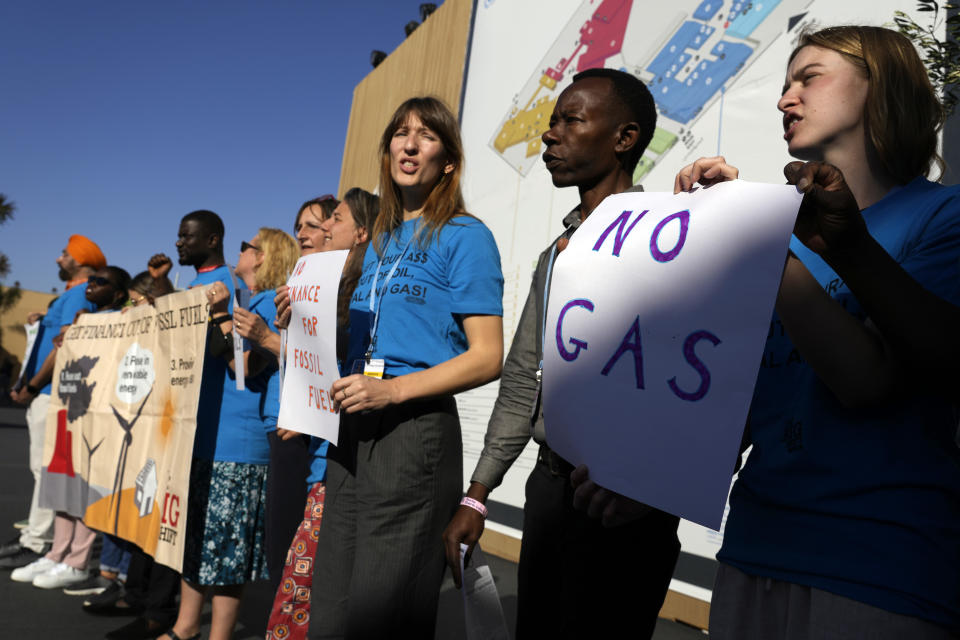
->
xmin=266 ymin=187 xmax=378 ymax=640
xmin=675 ymin=26 xmax=960 ymax=638
xmin=85 ymin=266 xmax=131 ymax=312
xmin=12 ymin=264 xmax=130 ymax=594
xmin=162 ymin=210 xmax=270 ymax=640
xmin=6 ymin=235 xmax=102 ymax=585
xmin=441 ymin=69 xmax=681 ymax=639
xmin=63 ymin=266 xmax=135 ymax=597
xmin=29 ymin=265 xmax=131 ymax=594
xmin=207 ymin=226 xmax=299 ymax=598
xmin=309 ymin=97 xmax=503 ymax=638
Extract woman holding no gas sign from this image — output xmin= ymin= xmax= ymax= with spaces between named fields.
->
xmin=676 ymin=26 xmax=960 ymax=638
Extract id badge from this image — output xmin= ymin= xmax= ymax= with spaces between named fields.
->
xmin=363 ymin=358 xmax=385 ymax=379
xmin=351 ymin=357 xmax=385 ymax=379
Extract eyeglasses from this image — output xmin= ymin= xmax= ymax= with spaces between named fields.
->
xmin=240 ymin=241 xmax=262 ymax=253
xmin=87 ymin=276 xmax=111 ymax=286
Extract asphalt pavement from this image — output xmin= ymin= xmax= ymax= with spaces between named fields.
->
xmin=0 ymin=406 xmax=705 ymax=639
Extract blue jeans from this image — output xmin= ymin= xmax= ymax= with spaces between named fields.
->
xmin=99 ymin=534 xmax=132 ymax=578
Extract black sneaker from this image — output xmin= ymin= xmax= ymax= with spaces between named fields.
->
xmin=0 ymin=538 xmax=23 ymax=558
xmin=83 ymin=580 xmax=140 ymax=615
xmin=0 ymin=546 xmax=43 ymax=569
xmin=104 ymin=616 xmax=170 ymax=640
xmin=64 ymin=573 xmax=114 ymax=596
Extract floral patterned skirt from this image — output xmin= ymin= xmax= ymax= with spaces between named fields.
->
xmin=182 ymin=458 xmax=269 ymax=585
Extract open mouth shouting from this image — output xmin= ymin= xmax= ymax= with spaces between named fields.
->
xmin=783 ymin=113 xmax=802 ymax=141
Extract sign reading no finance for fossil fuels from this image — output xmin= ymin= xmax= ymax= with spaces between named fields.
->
xmin=278 ymin=250 xmax=349 ymax=444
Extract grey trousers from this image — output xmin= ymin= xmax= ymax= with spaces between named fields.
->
xmin=709 ymin=563 xmax=957 ymax=639
xmin=309 ymin=396 xmax=462 ymax=640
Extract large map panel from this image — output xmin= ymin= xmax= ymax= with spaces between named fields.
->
xmin=488 ymin=0 xmax=810 ymax=181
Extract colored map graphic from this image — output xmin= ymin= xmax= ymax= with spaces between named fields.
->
xmin=489 ymin=0 xmax=811 ymax=179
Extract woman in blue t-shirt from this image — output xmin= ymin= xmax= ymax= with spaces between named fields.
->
xmin=309 ymin=97 xmax=505 ymax=637
xmin=674 ymin=26 xmax=960 ymax=638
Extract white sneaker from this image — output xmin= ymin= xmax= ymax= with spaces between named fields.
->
xmin=10 ymin=557 xmax=56 ymax=583
xmin=32 ymin=562 xmax=89 ymax=589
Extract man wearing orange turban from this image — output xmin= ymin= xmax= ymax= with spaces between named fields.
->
xmin=4 ymin=236 xmax=102 ymax=579
xmin=65 ymin=234 xmax=107 ymax=271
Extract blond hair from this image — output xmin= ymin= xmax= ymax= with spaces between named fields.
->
xmin=791 ymin=26 xmax=944 ymax=182
xmin=254 ymin=227 xmax=299 ymax=292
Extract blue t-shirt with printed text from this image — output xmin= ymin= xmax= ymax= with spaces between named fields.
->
xmin=26 ymin=283 xmax=96 ymax=395
xmin=349 ymin=216 xmax=504 ymax=375
xmin=719 ymin=177 xmax=960 ymax=632
xmin=190 ymin=267 xmax=269 ymax=465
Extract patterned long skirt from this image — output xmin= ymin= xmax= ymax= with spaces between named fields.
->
xmin=264 ymin=481 xmax=326 ymax=640
xmin=182 ymin=458 xmax=269 ymax=585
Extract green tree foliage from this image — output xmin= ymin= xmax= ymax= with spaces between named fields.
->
xmin=894 ymin=1 xmax=960 ymax=116
xmin=0 ymin=194 xmax=22 ymax=314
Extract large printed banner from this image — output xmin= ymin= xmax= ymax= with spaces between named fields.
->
xmin=39 ymin=288 xmax=209 ymax=571
xmin=278 ymin=250 xmax=348 ymax=443
xmin=542 ymin=181 xmax=802 ymax=530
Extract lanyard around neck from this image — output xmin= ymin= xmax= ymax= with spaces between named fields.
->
xmin=539 ymin=243 xmax=559 ymax=368
xmin=368 ymin=223 xmax=418 ymax=350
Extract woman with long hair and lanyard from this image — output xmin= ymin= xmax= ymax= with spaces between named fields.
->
xmin=309 ymin=97 xmax=504 ymax=638
xmin=674 ymin=26 xmax=960 ymax=638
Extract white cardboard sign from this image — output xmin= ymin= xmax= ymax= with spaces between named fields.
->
xmin=542 ymin=180 xmax=802 ymax=529
xmin=277 ymin=250 xmax=349 ymax=444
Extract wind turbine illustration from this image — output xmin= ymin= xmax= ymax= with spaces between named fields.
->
xmin=81 ymin=433 xmax=105 ymax=512
xmin=108 ymin=388 xmax=153 ymax=536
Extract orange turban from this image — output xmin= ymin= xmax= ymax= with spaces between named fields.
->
xmin=66 ymin=234 xmax=106 ymax=269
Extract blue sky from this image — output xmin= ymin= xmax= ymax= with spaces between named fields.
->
xmin=1 ymin=1 xmax=436 ymax=292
